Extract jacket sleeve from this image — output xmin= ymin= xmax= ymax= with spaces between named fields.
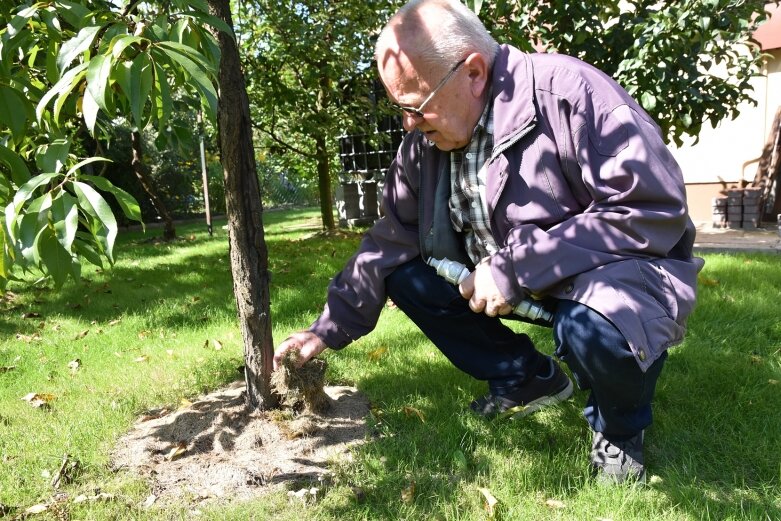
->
xmin=491 ymin=78 xmax=692 ymax=302
xmin=309 ymin=134 xmax=422 ymax=348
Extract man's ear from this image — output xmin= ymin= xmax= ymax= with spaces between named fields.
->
xmin=464 ymin=52 xmax=489 ymax=98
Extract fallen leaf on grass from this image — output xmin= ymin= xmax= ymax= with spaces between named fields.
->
xmin=698 ymin=275 xmax=720 ymax=287
xmin=67 ymin=359 xmax=81 ymax=373
xmin=213 ymin=339 xmax=223 ymax=351
xmin=769 ymin=379 xmax=778 ymax=385
xmin=21 ymin=393 xmax=55 ymax=408
xmin=478 ymin=487 xmax=499 ymax=517
xmin=16 ymin=333 xmax=41 ymax=343
xmin=25 ymin=503 xmax=48 ymax=514
xmin=73 ymin=493 xmax=114 ymax=503
xmin=138 ymin=330 xmax=150 ymax=339
xmin=141 ymin=494 xmax=157 ymax=508
xmin=367 ymin=346 xmax=388 ymax=361
xmin=400 ymin=480 xmax=416 ymax=504
xmin=0 ymin=366 xmax=16 ymax=373
xmin=402 ymin=406 xmax=426 ymax=423
xmin=21 ymin=312 xmax=41 ymax=319
xmin=134 ymin=355 xmax=149 ymax=363
xmin=545 ymin=498 xmax=566 ymax=509
xmin=166 ymin=442 xmax=187 ymax=461
xmin=108 ymin=318 xmax=122 ymax=326
xmin=180 ymin=398 xmax=193 ymax=409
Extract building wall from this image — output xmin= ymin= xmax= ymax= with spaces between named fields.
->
xmin=671 ymin=44 xmax=781 ymax=224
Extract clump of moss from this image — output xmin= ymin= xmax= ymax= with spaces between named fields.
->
xmin=270 ymin=351 xmax=330 ymax=414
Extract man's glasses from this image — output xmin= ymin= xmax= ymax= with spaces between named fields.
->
xmin=392 ymin=58 xmax=466 ymax=118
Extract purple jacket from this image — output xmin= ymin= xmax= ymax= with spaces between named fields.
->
xmin=311 ymin=45 xmax=703 ymax=371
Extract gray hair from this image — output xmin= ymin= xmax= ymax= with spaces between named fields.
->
xmin=375 ymin=0 xmax=499 ymax=76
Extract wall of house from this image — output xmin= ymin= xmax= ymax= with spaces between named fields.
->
xmin=670 ymin=48 xmax=781 ymax=223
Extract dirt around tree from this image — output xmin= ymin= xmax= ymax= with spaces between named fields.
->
xmin=111 ymin=381 xmax=370 ymax=505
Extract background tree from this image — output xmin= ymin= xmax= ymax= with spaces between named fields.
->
xmin=238 ymin=0 xmax=395 ymax=230
xmin=471 ymin=0 xmax=773 ymax=146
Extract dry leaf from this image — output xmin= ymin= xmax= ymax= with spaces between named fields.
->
xmin=402 ymin=406 xmax=426 ymax=423
xmin=400 ymin=480 xmax=416 ymax=504
xmin=166 ymin=442 xmax=187 ymax=461
xmin=67 ymin=359 xmax=81 ymax=373
xmin=478 ymin=487 xmax=499 ymax=517
xmin=698 ymin=275 xmax=720 ymax=287
xmin=769 ymin=379 xmax=778 ymax=385
xmin=21 ymin=393 xmax=55 ymax=408
xmin=16 ymin=333 xmax=41 ymax=343
xmin=138 ymin=330 xmax=150 ymax=339
xmin=545 ymin=498 xmax=566 ymax=509
xmin=192 ymin=296 xmax=201 ymax=303
xmin=141 ymin=494 xmax=157 ymax=508
xmin=0 ymin=366 xmax=16 ymax=373
xmin=21 ymin=312 xmax=41 ymax=319
xmin=166 ymin=350 xmax=175 ymax=357
xmin=213 ymin=339 xmax=223 ymax=351
xmin=108 ymin=319 xmax=122 ymax=326
xmin=367 ymin=346 xmax=388 ymax=361
xmin=140 ymin=408 xmax=170 ymax=422
xmin=180 ymin=398 xmax=193 ymax=409
xmin=25 ymin=503 xmax=48 ymax=514
xmin=134 ymin=355 xmax=149 ymax=363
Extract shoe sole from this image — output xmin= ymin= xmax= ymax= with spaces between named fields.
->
xmin=498 ymin=378 xmax=574 ymax=420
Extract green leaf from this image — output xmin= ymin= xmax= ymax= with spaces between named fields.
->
xmin=86 ymin=53 xmax=112 ymax=112
xmin=36 ymin=226 xmax=72 ymax=287
xmin=57 ymin=25 xmax=102 ymax=74
xmin=0 ymin=144 xmax=31 ymax=185
xmin=640 ymin=91 xmax=657 ymax=111
xmin=36 ymin=62 xmax=89 ymax=124
xmin=178 ymin=10 xmax=234 ymax=38
xmin=35 ymin=139 xmax=71 ymax=174
xmin=79 ymin=174 xmax=143 ymax=225
xmin=109 ymin=35 xmax=145 ymax=60
xmin=72 ymin=181 xmax=117 ymax=263
xmin=153 ymin=45 xmax=218 ymax=120
xmin=12 ymin=173 xmax=60 ymax=212
xmin=82 ymin=85 xmax=100 ymax=133
xmin=66 ymin=156 xmax=111 ymax=176
xmin=73 ymin=234 xmax=103 ymax=268
xmin=0 ymin=85 xmax=31 ymax=144
xmin=51 ymin=191 xmax=79 ymax=251
xmin=54 ymin=0 xmax=91 ymax=29
xmin=152 ymin=61 xmax=172 ymax=128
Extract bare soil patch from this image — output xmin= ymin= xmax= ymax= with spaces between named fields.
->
xmin=111 ymin=381 xmax=370 ymax=505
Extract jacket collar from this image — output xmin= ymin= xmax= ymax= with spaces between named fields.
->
xmin=490 ymin=45 xmax=537 ymax=158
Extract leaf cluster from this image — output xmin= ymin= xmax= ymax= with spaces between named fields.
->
xmin=0 ymin=0 xmax=226 ymax=290
xmin=477 ymin=0 xmax=772 ymax=146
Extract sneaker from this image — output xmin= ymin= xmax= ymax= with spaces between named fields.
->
xmin=470 ymin=358 xmax=573 ymax=420
xmin=590 ymin=430 xmax=646 ymax=484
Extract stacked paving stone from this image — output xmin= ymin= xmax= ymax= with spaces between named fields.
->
xmin=711 ymin=187 xmax=765 ymax=230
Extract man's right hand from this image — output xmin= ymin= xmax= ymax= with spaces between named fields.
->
xmin=273 ymin=331 xmax=328 ymax=371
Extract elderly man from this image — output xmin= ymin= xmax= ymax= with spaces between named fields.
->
xmin=274 ymin=0 xmax=702 ymax=483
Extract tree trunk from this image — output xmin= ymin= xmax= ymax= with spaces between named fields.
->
xmin=315 ymin=134 xmax=335 ymax=230
xmin=208 ymin=0 xmax=277 ymax=410
xmin=129 ymin=131 xmax=176 ymax=241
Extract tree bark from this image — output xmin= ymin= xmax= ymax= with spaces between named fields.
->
xmin=129 ymin=131 xmax=176 ymax=241
xmin=208 ymin=0 xmax=277 ymax=409
xmin=315 ymin=133 xmax=335 ymax=230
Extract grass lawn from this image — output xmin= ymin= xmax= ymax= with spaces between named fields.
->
xmin=1 ymin=208 xmax=780 ymax=520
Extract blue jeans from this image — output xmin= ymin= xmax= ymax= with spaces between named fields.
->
xmin=385 ymin=257 xmax=666 ymax=437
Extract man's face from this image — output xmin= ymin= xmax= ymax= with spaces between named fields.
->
xmin=379 ymin=52 xmax=484 ymax=151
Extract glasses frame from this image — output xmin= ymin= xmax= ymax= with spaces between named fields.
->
xmin=392 ymin=58 xmax=467 ymax=118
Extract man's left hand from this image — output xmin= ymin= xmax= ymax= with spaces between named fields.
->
xmin=458 ymin=260 xmax=513 ymax=317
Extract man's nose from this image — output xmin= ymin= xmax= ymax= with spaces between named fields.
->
xmin=402 ymin=112 xmax=422 ymax=132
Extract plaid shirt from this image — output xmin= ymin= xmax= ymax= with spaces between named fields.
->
xmin=448 ymin=98 xmax=498 ymax=265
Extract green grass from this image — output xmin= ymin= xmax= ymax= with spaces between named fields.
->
xmin=1 ymin=208 xmax=780 ymax=520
